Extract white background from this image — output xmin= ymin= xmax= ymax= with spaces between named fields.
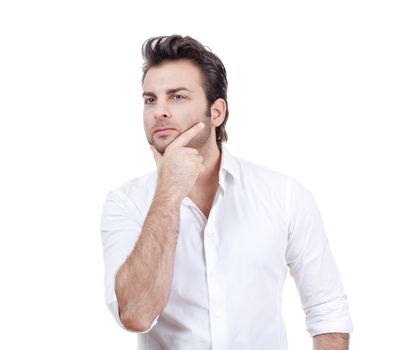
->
xmin=1 ymin=0 xmax=405 ymax=349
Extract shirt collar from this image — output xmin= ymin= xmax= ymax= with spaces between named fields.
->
xmin=219 ymin=143 xmax=241 ymax=190
xmin=177 ymin=143 xmax=240 ymax=210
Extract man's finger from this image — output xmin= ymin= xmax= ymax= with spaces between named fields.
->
xmin=150 ymin=145 xmax=163 ymax=169
xmin=168 ymin=122 xmax=205 ymax=149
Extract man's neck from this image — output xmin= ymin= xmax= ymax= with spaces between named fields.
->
xmin=193 ymin=141 xmax=221 ymax=191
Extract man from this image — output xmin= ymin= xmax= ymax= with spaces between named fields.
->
xmin=100 ymin=35 xmax=353 ymax=349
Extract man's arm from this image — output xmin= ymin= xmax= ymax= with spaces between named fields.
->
xmin=115 ymin=191 xmax=182 ymax=332
xmin=114 ymin=122 xmax=205 ymax=332
xmin=285 ymin=178 xmax=353 ymax=339
xmin=313 ymin=332 xmax=350 ymax=350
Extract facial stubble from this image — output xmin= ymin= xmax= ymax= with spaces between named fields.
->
xmin=152 ymin=112 xmax=212 ymax=155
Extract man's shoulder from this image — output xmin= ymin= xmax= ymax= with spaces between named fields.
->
xmin=236 ymin=155 xmax=292 ymax=188
xmin=107 ymin=169 xmax=158 ymax=209
xmin=234 ymin=156 xmax=315 ymax=214
xmin=234 ymin=155 xmax=311 ymax=197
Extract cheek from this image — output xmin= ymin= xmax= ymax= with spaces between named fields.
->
xmin=143 ymin=107 xmax=153 ymax=123
xmin=143 ymin=113 xmax=152 ymax=134
xmin=187 ymin=101 xmax=209 ymax=119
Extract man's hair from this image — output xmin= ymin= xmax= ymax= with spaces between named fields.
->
xmin=141 ymin=35 xmax=229 ymax=144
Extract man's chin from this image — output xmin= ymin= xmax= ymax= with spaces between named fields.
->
xmin=152 ymin=141 xmax=170 ymax=155
xmin=155 ymin=135 xmax=182 ymax=152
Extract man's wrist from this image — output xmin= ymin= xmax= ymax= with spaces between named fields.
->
xmin=154 ymin=187 xmax=183 ymax=206
xmin=313 ymin=332 xmax=349 ymax=350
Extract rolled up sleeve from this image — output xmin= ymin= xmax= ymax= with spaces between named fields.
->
xmin=285 ymin=178 xmax=353 ymax=337
xmin=100 ymin=189 xmax=159 ymax=333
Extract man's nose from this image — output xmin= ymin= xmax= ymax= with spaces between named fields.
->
xmin=153 ymin=100 xmax=171 ymax=119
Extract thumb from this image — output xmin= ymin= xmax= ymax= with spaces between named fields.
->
xmin=150 ymin=145 xmax=163 ymax=169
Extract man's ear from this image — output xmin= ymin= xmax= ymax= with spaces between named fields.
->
xmin=210 ymin=98 xmax=227 ymax=127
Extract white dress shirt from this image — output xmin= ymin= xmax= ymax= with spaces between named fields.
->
xmin=100 ymin=144 xmax=353 ymax=350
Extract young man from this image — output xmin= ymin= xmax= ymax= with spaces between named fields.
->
xmin=100 ymin=35 xmax=353 ymax=349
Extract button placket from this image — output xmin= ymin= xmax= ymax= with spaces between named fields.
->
xmin=203 ymin=192 xmax=228 ymax=349
xmin=204 ymin=233 xmax=229 ymax=349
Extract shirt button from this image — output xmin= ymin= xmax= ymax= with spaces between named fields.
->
xmin=206 ymin=231 xmax=214 ymax=237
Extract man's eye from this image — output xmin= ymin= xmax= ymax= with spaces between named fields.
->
xmin=144 ymin=98 xmax=155 ymax=104
xmin=172 ymin=95 xmax=185 ymax=101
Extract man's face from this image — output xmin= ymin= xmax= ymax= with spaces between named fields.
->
xmin=143 ymin=59 xmax=212 ymax=154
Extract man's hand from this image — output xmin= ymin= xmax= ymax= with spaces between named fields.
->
xmin=313 ymin=333 xmax=350 ymax=350
xmin=150 ymin=122 xmax=205 ymax=202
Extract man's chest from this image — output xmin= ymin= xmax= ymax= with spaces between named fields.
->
xmin=187 ymin=185 xmax=219 ymax=220
xmin=176 ymin=191 xmax=289 ymax=279
xmin=166 ymin=194 xmax=289 ymax=328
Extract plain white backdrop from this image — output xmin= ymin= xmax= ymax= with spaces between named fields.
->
xmin=1 ymin=0 xmax=405 ymax=348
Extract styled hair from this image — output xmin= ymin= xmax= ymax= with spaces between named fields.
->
xmin=141 ymin=35 xmax=229 ymax=144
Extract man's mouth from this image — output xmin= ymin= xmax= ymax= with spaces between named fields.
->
xmin=154 ymin=128 xmax=176 ymax=136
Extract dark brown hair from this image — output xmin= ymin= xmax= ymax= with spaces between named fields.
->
xmin=142 ymin=35 xmax=229 ymax=144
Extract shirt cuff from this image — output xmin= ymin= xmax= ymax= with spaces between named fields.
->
xmin=305 ymin=297 xmax=354 ymax=337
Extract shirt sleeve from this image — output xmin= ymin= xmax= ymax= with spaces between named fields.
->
xmin=99 ymin=189 xmax=159 ymax=333
xmin=285 ymin=178 xmax=353 ymax=337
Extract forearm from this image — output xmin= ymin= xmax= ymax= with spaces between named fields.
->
xmin=115 ymin=190 xmax=181 ymax=331
xmin=313 ymin=333 xmax=350 ymax=350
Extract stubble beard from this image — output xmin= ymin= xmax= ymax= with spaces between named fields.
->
xmin=152 ymin=113 xmax=212 ymax=155
xmin=184 ymin=117 xmax=211 ymax=150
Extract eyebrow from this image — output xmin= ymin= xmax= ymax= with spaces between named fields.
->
xmin=142 ymin=87 xmax=192 ymax=97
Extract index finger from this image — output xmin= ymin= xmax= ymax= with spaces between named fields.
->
xmin=167 ymin=122 xmax=205 ymax=149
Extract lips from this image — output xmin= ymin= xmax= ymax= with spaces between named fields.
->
xmin=154 ymin=127 xmax=177 ymax=134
